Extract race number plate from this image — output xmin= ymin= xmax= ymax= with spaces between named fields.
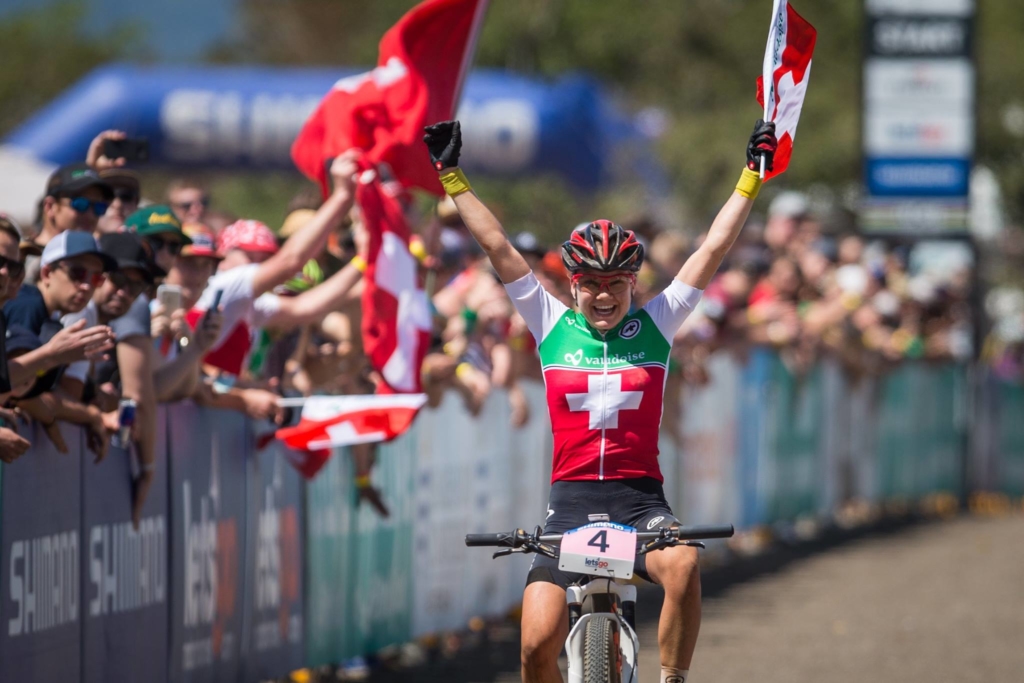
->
xmin=558 ymin=522 xmax=637 ymax=579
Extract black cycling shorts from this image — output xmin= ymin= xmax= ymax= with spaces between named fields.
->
xmin=526 ymin=477 xmax=680 ymax=589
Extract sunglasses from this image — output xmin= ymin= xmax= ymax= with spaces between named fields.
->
xmin=67 ymin=196 xmax=110 ymax=217
xmin=0 ymin=254 xmax=24 ymax=280
xmin=108 ymin=271 xmax=147 ymax=297
xmin=145 ymin=235 xmax=183 ymax=256
xmin=172 ymin=198 xmax=209 ymax=211
xmin=56 ymin=262 xmax=104 ymax=287
xmin=572 ymin=273 xmax=636 ymax=295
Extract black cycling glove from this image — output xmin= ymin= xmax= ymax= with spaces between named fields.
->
xmin=746 ymin=119 xmax=778 ymax=172
xmin=423 ymin=120 xmax=462 ymax=171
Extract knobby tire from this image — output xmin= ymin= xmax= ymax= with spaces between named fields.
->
xmin=583 ymin=617 xmax=621 ymax=683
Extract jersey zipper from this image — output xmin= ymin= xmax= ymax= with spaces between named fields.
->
xmin=599 ymin=334 xmax=608 ymax=480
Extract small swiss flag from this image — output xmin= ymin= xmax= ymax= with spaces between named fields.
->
xmin=755 ymin=0 xmax=817 ymax=180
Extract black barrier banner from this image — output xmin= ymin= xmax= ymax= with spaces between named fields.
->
xmin=168 ymin=403 xmax=247 ymax=683
xmin=866 ymin=15 xmax=973 ymax=58
xmin=81 ymin=414 xmax=170 ymax=683
xmin=242 ymin=441 xmax=305 ymax=681
xmin=0 ymin=422 xmax=83 ymax=681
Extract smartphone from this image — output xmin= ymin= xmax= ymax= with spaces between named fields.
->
xmin=156 ymin=283 xmax=182 ymax=312
xmin=102 ymin=137 xmax=150 ymax=163
xmin=210 ymin=289 xmax=224 ymax=312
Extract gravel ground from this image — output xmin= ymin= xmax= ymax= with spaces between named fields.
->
xmin=368 ymin=514 xmax=1024 ymax=683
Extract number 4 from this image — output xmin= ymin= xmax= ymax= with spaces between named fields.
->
xmin=587 ymin=530 xmax=609 ymax=553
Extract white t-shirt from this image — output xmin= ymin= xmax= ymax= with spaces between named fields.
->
xmin=193 ymin=264 xmax=281 ymax=350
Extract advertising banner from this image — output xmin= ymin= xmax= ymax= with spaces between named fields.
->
xmin=242 ymin=442 xmax=304 ymax=681
xmin=304 ymin=451 xmax=353 ymax=667
xmin=167 ymin=403 xmax=247 ymax=683
xmin=81 ymin=421 xmax=170 ymax=683
xmin=0 ymin=423 xmax=83 ymax=682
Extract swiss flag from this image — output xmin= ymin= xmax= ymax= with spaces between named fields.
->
xmin=291 ymin=0 xmax=488 ymax=196
xmin=358 ymin=166 xmax=433 ymax=394
xmin=276 ymin=394 xmax=427 ymax=478
xmin=755 ymin=0 xmax=817 ymax=180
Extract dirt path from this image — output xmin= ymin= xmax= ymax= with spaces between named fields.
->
xmin=369 ymin=514 xmax=1024 ymax=682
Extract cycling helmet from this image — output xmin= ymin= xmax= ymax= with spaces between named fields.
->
xmin=560 ymin=219 xmax=644 ymax=274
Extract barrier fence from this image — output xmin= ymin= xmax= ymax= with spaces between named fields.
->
xmin=0 ymin=349 xmax=1017 ymax=681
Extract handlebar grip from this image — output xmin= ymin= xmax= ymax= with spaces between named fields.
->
xmin=674 ymin=524 xmax=735 ymax=540
xmin=465 ymin=533 xmax=509 ymax=547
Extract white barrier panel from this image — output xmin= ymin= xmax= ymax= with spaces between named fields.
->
xmin=411 ymin=382 xmax=552 ymax=637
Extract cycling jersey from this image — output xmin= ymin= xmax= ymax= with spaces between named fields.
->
xmin=505 ymin=272 xmax=701 ymax=483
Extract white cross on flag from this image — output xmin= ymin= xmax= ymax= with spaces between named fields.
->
xmin=756 ymin=0 xmax=817 ymax=180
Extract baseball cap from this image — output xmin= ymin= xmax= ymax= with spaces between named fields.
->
xmin=124 ymin=205 xmax=193 ymax=244
xmin=181 ymin=222 xmax=220 ymax=258
xmin=279 ymin=209 xmax=317 ymax=240
xmin=41 ymin=231 xmax=117 ymax=271
xmin=767 ymin=191 xmax=809 ymax=220
xmin=218 ymin=219 xmax=279 ymax=256
xmin=99 ymin=168 xmax=141 ymax=197
xmin=46 ymin=163 xmax=113 ymax=200
xmin=513 ymin=231 xmax=547 ymax=258
xmin=0 ymin=213 xmax=41 ymax=258
xmin=99 ymin=232 xmax=165 ymax=281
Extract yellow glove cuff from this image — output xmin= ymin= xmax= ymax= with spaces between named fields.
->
xmin=439 ymin=168 xmax=472 ymax=197
xmin=735 ymin=168 xmax=763 ymax=200
xmin=349 ymin=255 xmax=367 ymax=273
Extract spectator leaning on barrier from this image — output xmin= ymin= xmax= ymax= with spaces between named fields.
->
xmin=151 ymin=222 xmax=224 ymax=403
xmin=0 ymin=219 xmax=30 ymax=462
xmin=188 ymin=153 xmax=359 ymax=422
xmin=70 ymin=232 xmax=164 ymax=525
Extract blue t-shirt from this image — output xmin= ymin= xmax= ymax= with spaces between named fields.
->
xmin=4 ymin=285 xmax=51 ymax=336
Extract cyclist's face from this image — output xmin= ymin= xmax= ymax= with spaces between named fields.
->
xmin=572 ymin=270 xmax=634 ymax=331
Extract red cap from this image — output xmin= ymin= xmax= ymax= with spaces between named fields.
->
xmin=218 ymin=219 xmax=279 ymax=256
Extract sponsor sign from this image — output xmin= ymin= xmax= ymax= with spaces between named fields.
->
xmin=866 ymin=158 xmax=970 ymax=197
xmin=0 ymin=423 xmax=82 ymax=682
xmin=168 ymin=403 xmax=246 ymax=683
xmin=82 ymin=432 xmax=169 ymax=683
xmin=243 ymin=443 xmax=304 ymax=681
xmin=867 ymin=16 xmax=972 ymax=58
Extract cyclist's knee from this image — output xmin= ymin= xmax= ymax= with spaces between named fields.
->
xmin=521 ymin=582 xmax=567 ymax=670
xmin=648 ymin=544 xmax=700 ymax=593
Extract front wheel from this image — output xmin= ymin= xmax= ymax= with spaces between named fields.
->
xmin=583 ymin=617 xmax=621 ymax=683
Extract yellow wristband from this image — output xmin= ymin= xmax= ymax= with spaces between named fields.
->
xmin=439 ymin=168 xmax=472 ymax=197
xmin=409 ymin=236 xmax=429 ymax=263
xmin=735 ymin=167 xmax=762 ymax=200
xmin=455 ymin=361 xmax=474 ymax=380
xmin=355 ymin=474 xmax=371 ymax=489
xmin=350 ymin=255 xmax=367 ymax=273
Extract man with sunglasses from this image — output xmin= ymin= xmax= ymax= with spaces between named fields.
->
xmin=125 ymin=205 xmax=192 ymax=274
xmin=167 ymin=178 xmax=210 ymax=224
xmin=24 ymin=164 xmax=115 ymax=284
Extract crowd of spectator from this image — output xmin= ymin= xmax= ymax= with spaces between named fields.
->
xmin=0 ymin=128 xmax=983 ymax=522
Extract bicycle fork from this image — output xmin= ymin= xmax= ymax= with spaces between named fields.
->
xmin=564 ymin=579 xmax=641 ymax=683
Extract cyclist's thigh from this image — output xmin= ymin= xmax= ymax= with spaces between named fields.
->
xmin=521 ymin=581 xmax=569 ymax=655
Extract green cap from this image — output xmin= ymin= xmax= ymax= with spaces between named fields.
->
xmin=124 ymin=205 xmax=193 ymax=244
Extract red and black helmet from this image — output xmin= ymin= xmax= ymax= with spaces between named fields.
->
xmin=560 ymin=220 xmax=644 ymax=274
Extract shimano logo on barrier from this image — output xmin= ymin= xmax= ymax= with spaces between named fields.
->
xmin=584 ymin=557 xmax=610 ymax=570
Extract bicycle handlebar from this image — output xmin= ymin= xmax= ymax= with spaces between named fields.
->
xmin=464 ymin=524 xmax=735 ymax=548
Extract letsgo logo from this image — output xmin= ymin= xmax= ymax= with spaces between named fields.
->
xmin=584 ymin=557 xmax=610 ymax=570
xmin=181 ymin=445 xmax=239 ymax=672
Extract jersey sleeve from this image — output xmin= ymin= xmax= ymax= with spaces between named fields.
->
xmin=503 ymin=271 xmax=569 ymax=344
xmin=642 ymin=279 xmax=703 ymax=341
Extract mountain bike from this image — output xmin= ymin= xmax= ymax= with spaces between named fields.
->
xmin=466 ymin=515 xmax=734 ymax=683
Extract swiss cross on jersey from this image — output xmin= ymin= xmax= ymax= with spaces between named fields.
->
xmin=539 ymin=308 xmax=673 ymax=483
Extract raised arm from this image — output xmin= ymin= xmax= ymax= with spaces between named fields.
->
xmin=264 ymin=261 xmax=364 ymax=331
xmin=676 ymin=120 xmax=777 ymax=290
xmin=251 ymin=152 xmax=359 ymax=298
xmin=423 ymin=121 xmax=531 ymax=284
